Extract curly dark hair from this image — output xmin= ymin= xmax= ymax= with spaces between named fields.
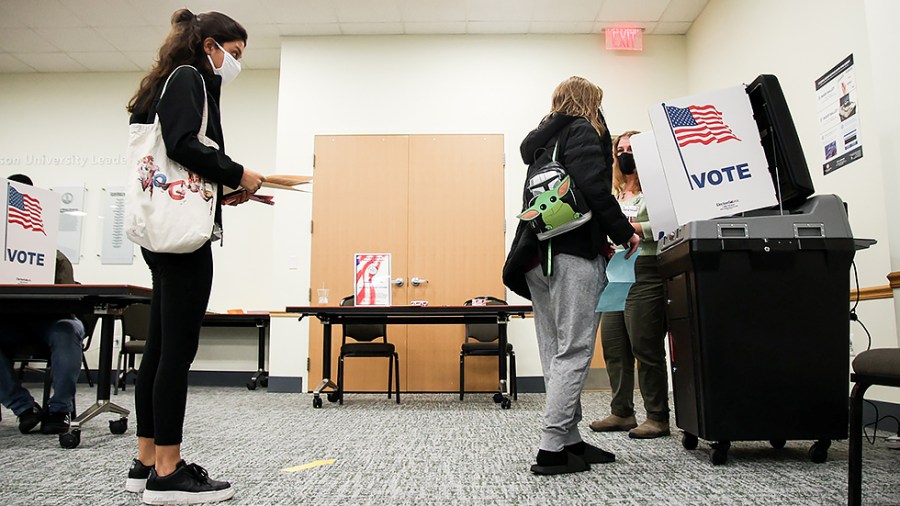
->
xmin=127 ymin=9 xmax=247 ymax=114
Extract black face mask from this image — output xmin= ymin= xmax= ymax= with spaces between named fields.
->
xmin=617 ymin=152 xmax=636 ymax=175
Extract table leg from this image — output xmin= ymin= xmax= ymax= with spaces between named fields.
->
xmin=312 ymin=318 xmax=337 ymax=408
xmin=497 ymin=317 xmax=511 ymax=409
xmin=248 ymin=321 xmax=269 ymax=390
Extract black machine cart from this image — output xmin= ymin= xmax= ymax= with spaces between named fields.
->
xmin=658 ymin=195 xmax=867 ymax=465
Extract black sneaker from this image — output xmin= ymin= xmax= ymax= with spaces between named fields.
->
xmin=17 ymin=403 xmax=42 ymax=434
xmin=142 ymin=460 xmax=234 ymax=505
xmin=126 ymin=459 xmax=153 ymax=494
xmin=40 ymin=411 xmax=70 ymax=434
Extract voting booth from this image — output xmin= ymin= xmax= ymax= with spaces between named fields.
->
xmin=1 ymin=179 xmax=60 ymax=284
xmin=651 ymin=75 xmax=870 ymax=464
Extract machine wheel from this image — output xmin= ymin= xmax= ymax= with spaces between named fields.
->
xmin=109 ymin=418 xmax=128 ymax=435
xmin=327 ymin=391 xmax=342 ymax=403
xmin=710 ymin=441 xmax=730 ymax=465
xmin=312 ymin=396 xmax=323 ymax=409
xmin=246 ymin=381 xmax=257 ymax=391
xmin=500 ymin=398 xmax=512 ymax=410
xmin=770 ymin=439 xmax=786 ymax=449
xmin=682 ymin=432 xmax=699 ymax=450
xmin=809 ymin=440 xmax=830 ymax=463
xmin=59 ymin=430 xmax=81 ymax=449
xmin=492 ymin=392 xmax=504 ymax=404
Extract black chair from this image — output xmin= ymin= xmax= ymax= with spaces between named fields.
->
xmin=114 ymin=303 xmax=151 ymax=394
xmin=459 ymin=296 xmax=517 ymax=402
xmin=849 ymin=348 xmax=900 ymax=506
xmin=336 ymin=295 xmax=399 ymax=405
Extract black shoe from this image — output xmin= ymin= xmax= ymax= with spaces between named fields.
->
xmin=530 ymin=449 xmax=590 ymax=475
xmin=17 ymin=403 xmax=42 ymax=434
xmin=126 ymin=459 xmax=154 ymax=494
xmin=566 ymin=441 xmax=616 ymax=464
xmin=142 ymin=460 xmax=234 ymax=505
xmin=40 ymin=411 xmax=70 ymax=434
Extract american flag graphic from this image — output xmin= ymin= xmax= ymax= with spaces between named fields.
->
xmin=665 ymin=104 xmax=740 ymax=147
xmin=7 ymin=185 xmax=46 ymax=235
xmin=355 ymin=255 xmax=383 ymax=305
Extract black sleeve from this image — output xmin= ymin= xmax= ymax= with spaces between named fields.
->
xmin=156 ymin=67 xmax=244 ymax=189
xmin=561 ymin=119 xmax=634 ymax=245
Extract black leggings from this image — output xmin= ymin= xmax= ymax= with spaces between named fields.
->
xmin=136 ymin=242 xmax=213 ymax=446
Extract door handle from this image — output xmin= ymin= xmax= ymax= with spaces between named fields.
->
xmin=391 ymin=277 xmax=405 ymax=287
xmin=411 ymin=277 xmax=429 ymax=287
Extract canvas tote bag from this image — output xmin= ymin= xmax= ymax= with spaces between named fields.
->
xmin=125 ymin=65 xmax=220 ymax=254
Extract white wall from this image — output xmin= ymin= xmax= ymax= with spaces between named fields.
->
xmin=0 ymin=70 xmax=280 ymax=371
xmin=273 ymin=34 xmax=687 ymax=376
xmin=688 ymin=0 xmax=899 ymax=403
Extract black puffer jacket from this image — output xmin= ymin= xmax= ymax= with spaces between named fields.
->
xmin=502 ymin=113 xmax=634 ymax=299
xmin=129 ymin=62 xmax=245 ymax=231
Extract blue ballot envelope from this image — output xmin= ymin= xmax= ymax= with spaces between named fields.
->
xmin=596 ymin=248 xmax=639 ymax=312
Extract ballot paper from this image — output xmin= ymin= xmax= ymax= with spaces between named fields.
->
xmin=595 ymin=248 xmax=640 ymax=313
xmin=222 ymin=174 xmax=312 ymax=205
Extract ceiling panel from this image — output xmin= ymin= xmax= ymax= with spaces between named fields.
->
xmin=60 ymin=0 xmax=149 ymax=27
xmin=0 ymin=0 xmax=86 ymax=28
xmin=95 ymin=26 xmax=167 ymax=53
xmin=242 ymin=24 xmax=284 ymax=49
xmin=654 ymin=21 xmax=693 ymax=35
xmin=336 ymin=0 xmax=403 ymax=23
xmin=465 ymin=0 xmax=534 ymax=22
xmin=0 ymin=54 xmax=35 ymax=72
xmin=125 ymin=0 xmax=185 ymax=25
xmin=68 ymin=51 xmax=141 ymax=72
xmin=466 ymin=21 xmax=531 ymax=34
xmin=660 ymin=0 xmax=710 ymax=22
xmin=340 ymin=22 xmax=405 ymax=35
xmin=400 ymin=0 xmax=467 ymax=23
xmin=241 ymin=48 xmax=283 ymax=70
xmin=34 ymin=28 xmax=116 ymax=53
xmin=597 ymin=0 xmax=670 ymax=22
xmin=185 ymin=0 xmax=275 ymax=25
xmin=278 ymin=23 xmax=343 ymax=37
xmin=0 ymin=28 xmax=60 ymax=53
xmin=532 ymin=0 xmax=603 ymax=22
xmin=404 ymin=22 xmax=468 ymax=35
xmin=13 ymin=52 xmax=88 ymax=72
xmin=267 ymin=0 xmax=339 ymax=24
xmin=123 ymin=51 xmax=157 ymax=70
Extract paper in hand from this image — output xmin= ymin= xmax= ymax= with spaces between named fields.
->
xmin=596 ymin=248 xmax=640 ymax=312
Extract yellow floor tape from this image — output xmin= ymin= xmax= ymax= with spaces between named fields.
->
xmin=281 ymin=459 xmax=336 ymax=472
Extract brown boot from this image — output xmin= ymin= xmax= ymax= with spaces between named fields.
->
xmin=628 ymin=419 xmax=671 ymax=439
xmin=589 ymin=414 xmax=637 ymax=432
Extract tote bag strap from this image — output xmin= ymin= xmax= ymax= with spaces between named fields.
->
xmin=156 ymin=64 xmax=210 ymax=138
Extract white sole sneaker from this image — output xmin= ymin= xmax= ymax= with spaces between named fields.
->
xmin=126 ymin=477 xmax=147 ymax=493
xmin=142 ymin=486 xmax=235 ymax=505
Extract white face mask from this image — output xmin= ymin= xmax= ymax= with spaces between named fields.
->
xmin=207 ymin=42 xmax=241 ymax=86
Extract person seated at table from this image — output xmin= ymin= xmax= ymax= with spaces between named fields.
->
xmin=0 ymin=173 xmax=86 ymax=434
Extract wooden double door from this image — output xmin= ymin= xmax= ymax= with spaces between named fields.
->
xmin=310 ymin=134 xmax=506 ymax=392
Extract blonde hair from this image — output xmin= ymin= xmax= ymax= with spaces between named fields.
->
xmin=549 ymin=76 xmax=606 ymax=137
xmin=612 ymin=130 xmax=642 ymax=197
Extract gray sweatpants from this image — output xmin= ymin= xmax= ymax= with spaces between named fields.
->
xmin=526 ymin=253 xmax=608 ymax=452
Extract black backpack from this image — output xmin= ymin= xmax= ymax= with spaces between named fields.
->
xmin=517 ymin=132 xmax=592 ymax=241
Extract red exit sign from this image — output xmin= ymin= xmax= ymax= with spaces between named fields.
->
xmin=605 ymin=27 xmax=643 ymax=51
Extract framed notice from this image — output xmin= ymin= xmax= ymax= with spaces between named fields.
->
xmin=816 ymin=54 xmax=863 ymax=175
xmin=354 ymin=253 xmax=391 ymax=306
xmin=52 ymin=186 xmax=85 ymax=264
xmin=101 ymin=186 xmax=133 ymax=265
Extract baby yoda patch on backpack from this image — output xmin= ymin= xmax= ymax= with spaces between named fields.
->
xmin=517 ymin=139 xmax=592 ymax=241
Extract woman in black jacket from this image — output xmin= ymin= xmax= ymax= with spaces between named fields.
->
xmin=124 ymin=9 xmax=264 ymax=504
xmin=504 ymin=76 xmax=639 ymax=475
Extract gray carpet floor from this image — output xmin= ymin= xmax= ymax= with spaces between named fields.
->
xmin=1 ymin=386 xmax=898 ymax=505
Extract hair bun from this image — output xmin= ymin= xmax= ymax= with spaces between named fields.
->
xmin=171 ymin=8 xmax=196 ymax=25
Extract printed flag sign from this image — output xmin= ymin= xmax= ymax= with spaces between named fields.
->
xmin=354 ymin=253 xmax=391 ymax=306
xmin=644 ymin=85 xmax=777 ymax=228
xmin=1 ymin=179 xmax=60 ymax=284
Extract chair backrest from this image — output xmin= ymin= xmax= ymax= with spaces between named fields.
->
xmin=464 ymin=296 xmax=507 ymax=343
xmin=122 ymin=303 xmax=151 ymax=342
xmin=340 ymin=295 xmax=386 ymax=343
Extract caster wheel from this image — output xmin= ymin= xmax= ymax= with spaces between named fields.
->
xmin=809 ymin=440 xmax=830 ymax=463
xmin=770 ymin=439 xmax=786 ymax=449
xmin=710 ymin=441 xmax=730 ymax=465
xmin=246 ymin=381 xmax=257 ymax=391
xmin=59 ymin=430 xmax=81 ymax=449
xmin=312 ymin=396 xmax=323 ymax=409
xmin=260 ymin=377 xmax=268 ymax=388
xmin=682 ymin=433 xmax=699 ymax=450
xmin=109 ymin=418 xmax=128 ymax=435
xmin=327 ymin=391 xmax=342 ymax=403
xmin=500 ymin=398 xmax=511 ymax=410
xmin=492 ymin=393 xmax=504 ymax=404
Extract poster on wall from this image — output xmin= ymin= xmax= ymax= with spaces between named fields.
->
xmin=354 ymin=253 xmax=391 ymax=306
xmin=1 ymin=179 xmax=60 ymax=284
xmin=647 ymin=85 xmax=777 ymax=226
xmin=101 ymin=186 xmax=133 ymax=265
xmin=816 ymin=54 xmax=863 ymax=175
xmin=52 ymin=186 xmax=85 ymax=264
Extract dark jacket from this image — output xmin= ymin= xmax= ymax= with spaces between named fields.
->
xmin=502 ymin=113 xmax=634 ymax=299
xmin=129 ymin=63 xmax=244 ymax=230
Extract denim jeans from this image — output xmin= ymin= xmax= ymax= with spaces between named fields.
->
xmin=0 ymin=317 xmax=85 ymax=416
